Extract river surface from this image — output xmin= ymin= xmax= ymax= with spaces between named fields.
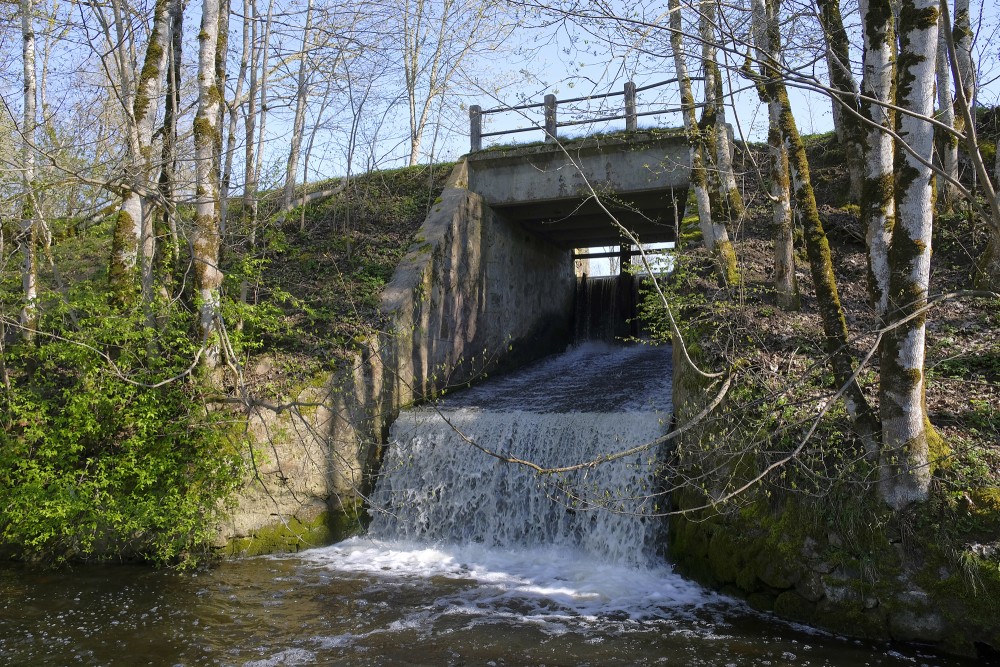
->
xmin=0 ymin=343 xmax=973 ymax=666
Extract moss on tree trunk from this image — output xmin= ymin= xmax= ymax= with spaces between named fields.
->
xmin=759 ymin=15 xmax=878 ymax=450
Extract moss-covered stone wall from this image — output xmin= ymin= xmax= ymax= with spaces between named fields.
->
xmin=666 ymin=344 xmax=1000 ymax=659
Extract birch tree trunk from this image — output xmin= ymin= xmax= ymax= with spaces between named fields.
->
xmin=755 ymin=0 xmax=878 ymax=450
xmin=214 ymin=0 xmax=229 ymax=232
xmin=860 ymin=0 xmax=894 ymax=318
xmin=750 ymin=0 xmax=798 ymax=310
xmin=242 ymin=0 xmax=263 ymax=237
xmin=878 ymin=0 xmax=939 ymax=509
xmin=193 ymin=0 xmax=225 ymax=371
xmin=714 ymin=78 xmax=744 ymax=220
xmin=109 ymin=0 xmax=170 ymax=300
xmin=935 ymin=13 xmax=958 ymax=211
xmin=250 ymin=0 xmax=274 ymax=237
xmin=951 ymin=0 xmax=974 ymax=135
xmin=699 ymin=0 xmax=744 ymax=220
xmin=939 ymin=0 xmax=1000 ymax=289
xmin=669 ymin=0 xmax=737 ymax=283
xmin=282 ymin=0 xmax=314 ymax=210
xmin=768 ymin=101 xmax=799 ymax=309
xmin=19 ymin=0 xmax=39 ymax=339
xmin=817 ymin=0 xmax=864 ymax=201
xmin=222 ymin=0 xmax=252 ymax=230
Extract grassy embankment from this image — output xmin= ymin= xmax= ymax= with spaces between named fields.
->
xmin=0 ymin=163 xmax=452 ymax=566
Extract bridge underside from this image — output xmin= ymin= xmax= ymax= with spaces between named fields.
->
xmin=466 ymin=131 xmax=691 ymax=250
xmin=492 ymin=188 xmax=684 ymax=249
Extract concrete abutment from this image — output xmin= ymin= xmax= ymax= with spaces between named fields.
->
xmin=220 ymin=159 xmax=576 ymax=553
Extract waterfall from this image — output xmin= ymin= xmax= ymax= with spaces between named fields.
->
xmin=574 ymin=275 xmax=649 ymax=342
xmin=367 ymin=343 xmax=672 ymax=567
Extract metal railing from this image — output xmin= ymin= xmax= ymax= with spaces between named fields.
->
xmin=468 ymin=78 xmax=698 ymax=151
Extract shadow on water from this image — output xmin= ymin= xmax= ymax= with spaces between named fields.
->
xmin=0 ymin=345 xmax=979 ymax=666
xmin=0 ymin=555 xmax=976 ymax=666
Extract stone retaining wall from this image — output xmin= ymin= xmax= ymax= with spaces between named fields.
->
xmin=218 ymin=160 xmax=575 ymax=554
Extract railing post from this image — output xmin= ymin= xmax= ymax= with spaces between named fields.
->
xmin=469 ymin=105 xmax=482 ymax=152
xmin=624 ymin=81 xmax=637 ymax=131
xmin=544 ymin=94 xmax=557 ymax=142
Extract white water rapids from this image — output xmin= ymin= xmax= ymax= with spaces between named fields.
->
xmin=306 ymin=342 xmax=721 ymax=623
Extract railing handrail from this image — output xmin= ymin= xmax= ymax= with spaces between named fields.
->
xmin=469 ymin=77 xmax=701 ymax=151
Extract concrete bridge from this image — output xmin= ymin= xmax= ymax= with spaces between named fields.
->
xmin=466 ymin=131 xmax=690 ymax=249
xmin=225 ymin=130 xmax=693 ymax=550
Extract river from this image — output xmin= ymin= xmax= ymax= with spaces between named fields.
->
xmin=0 ymin=343 xmax=972 ymax=666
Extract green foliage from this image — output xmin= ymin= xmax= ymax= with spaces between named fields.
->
xmin=931 ymin=352 xmax=1000 ymax=382
xmin=221 ymin=254 xmax=301 ymax=355
xmin=0 ymin=289 xmax=244 ymax=566
xmin=635 ymin=249 xmax=717 ymax=345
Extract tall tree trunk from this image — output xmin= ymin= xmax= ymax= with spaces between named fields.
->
xmin=860 ymin=0 xmax=895 ymax=318
xmin=879 ymin=0 xmax=939 ymax=509
xmin=109 ymin=0 xmax=170 ymax=301
xmin=19 ymin=0 xmax=38 ymax=339
xmin=768 ymin=101 xmax=798 ymax=310
xmin=986 ymin=146 xmax=1000 ymax=286
xmin=193 ymin=0 xmax=225 ymax=372
xmin=242 ymin=0 xmax=262 ymax=237
xmin=713 ymin=71 xmax=745 ymax=219
xmin=756 ymin=0 xmax=879 ymax=451
xmin=155 ymin=0 xmax=183 ymax=295
xmin=817 ymin=0 xmax=864 ymax=201
xmin=939 ymin=0 xmax=1000 ymax=289
xmin=214 ymin=0 xmax=230 ymax=234
xmin=951 ymin=0 xmax=974 ymax=137
xmin=699 ymin=0 xmax=744 ymax=221
xmin=282 ymin=0 xmax=314 ymax=211
xmin=222 ymin=0 xmax=251 ymax=231
xmin=251 ymin=0 xmax=274 ymax=233
xmin=935 ymin=12 xmax=958 ymax=212
xmin=669 ymin=0 xmax=737 ymax=283
xmin=749 ymin=0 xmax=799 ymax=310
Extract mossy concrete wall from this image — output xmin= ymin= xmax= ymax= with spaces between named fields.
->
xmin=666 ymin=346 xmax=1000 ymax=659
xmin=219 ymin=159 xmax=575 ymax=554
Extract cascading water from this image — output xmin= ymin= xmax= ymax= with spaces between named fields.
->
xmin=308 ymin=342 xmax=721 ymax=625
xmin=574 ymin=274 xmax=649 ymax=342
xmin=574 ymin=276 xmax=622 ymax=342
xmin=368 ymin=342 xmax=671 ymax=566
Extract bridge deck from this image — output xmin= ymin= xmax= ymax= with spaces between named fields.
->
xmin=466 ymin=132 xmax=690 ymax=248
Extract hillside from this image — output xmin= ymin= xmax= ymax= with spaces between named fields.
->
xmin=0 ymin=163 xmax=453 ymax=565
xmin=227 ymin=164 xmax=454 ymax=395
xmin=658 ymin=130 xmax=1000 ymax=658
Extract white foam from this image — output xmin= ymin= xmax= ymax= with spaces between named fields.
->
xmin=303 ymin=344 xmax=724 ymax=631
xmin=371 ymin=408 xmax=670 ymax=565
xmin=301 ymin=539 xmax=723 ymax=623
xmin=242 ymin=647 xmax=317 ymax=667
xmin=308 ymin=634 xmax=357 ymax=649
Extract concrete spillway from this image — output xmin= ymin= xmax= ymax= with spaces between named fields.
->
xmin=225 ymin=139 xmax=688 ymax=554
xmin=369 ymin=343 xmax=673 ymax=566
